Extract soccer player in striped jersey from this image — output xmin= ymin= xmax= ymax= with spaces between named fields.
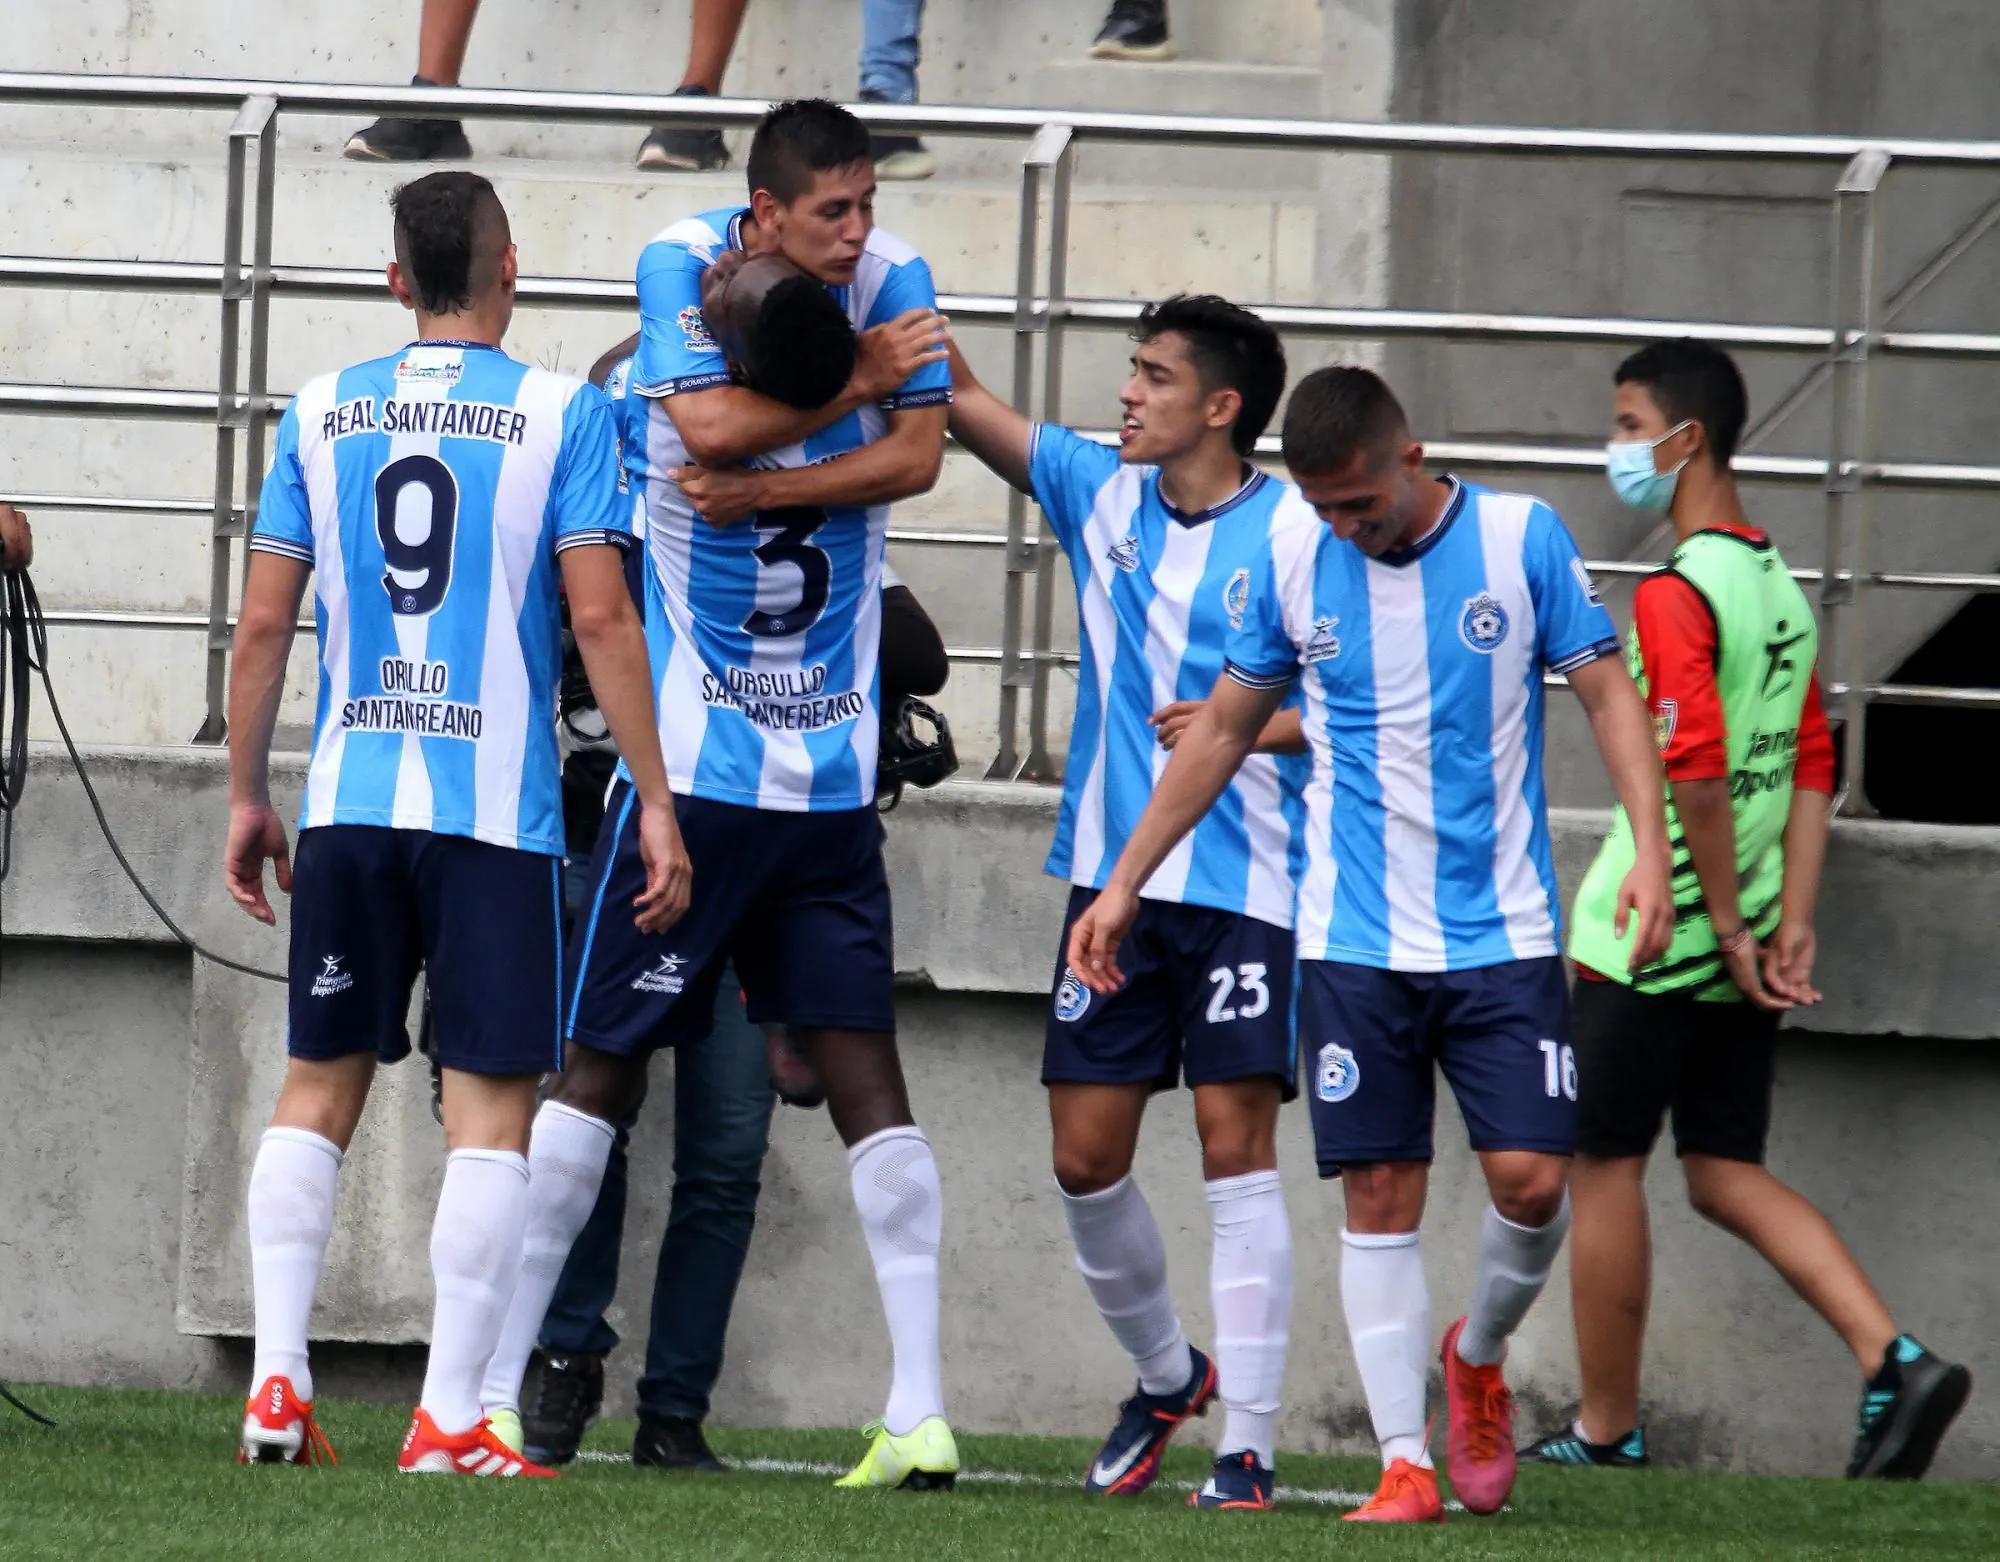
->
xmin=946 ymin=296 xmax=1311 ymax=1511
xmin=223 ymin=172 xmax=688 ymax=1477
xmin=483 ymin=99 xmax=964 ymax=1492
xmin=1068 ymin=366 xmax=1675 ymax=1522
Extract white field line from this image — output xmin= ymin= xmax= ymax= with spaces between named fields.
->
xmin=575 ymin=1449 xmax=1474 ymax=1512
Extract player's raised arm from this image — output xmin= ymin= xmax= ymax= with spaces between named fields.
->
xmin=1068 ymin=673 xmax=1286 ymax=992
xmin=943 ymin=335 xmax=1033 ymax=494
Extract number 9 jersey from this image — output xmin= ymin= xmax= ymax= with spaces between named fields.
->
xmin=250 ymin=341 xmax=632 ymax=856
xmin=626 ymin=207 xmax=952 ymax=812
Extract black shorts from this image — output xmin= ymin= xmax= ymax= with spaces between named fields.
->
xmin=1571 ymin=977 xmax=1780 ymax=1163
xmin=287 ymin=825 xmax=565 ymax=1077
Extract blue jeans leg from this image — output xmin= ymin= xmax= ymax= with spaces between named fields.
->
xmin=536 ymin=1117 xmax=631 ymax=1359
xmin=636 ymin=970 xmax=776 ymax=1424
xmin=859 ymin=0 xmax=925 ymax=102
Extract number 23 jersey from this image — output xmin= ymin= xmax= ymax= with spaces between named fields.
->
xmin=251 ymin=341 xmax=630 ymax=856
xmin=627 ymin=206 xmax=951 ymax=812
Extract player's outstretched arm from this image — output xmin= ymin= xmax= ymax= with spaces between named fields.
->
xmin=1151 ymin=700 xmax=1305 ymax=755
xmin=942 ymin=336 xmax=1033 ymax=495
xmin=224 ymin=551 xmax=310 ymax=924
xmin=560 ymin=545 xmax=692 ymax=936
xmin=1069 ymin=674 xmax=1283 ymax=992
xmin=1568 ymin=654 xmax=1676 ymax=972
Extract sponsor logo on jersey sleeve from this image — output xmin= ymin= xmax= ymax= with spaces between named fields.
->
xmin=1224 ymin=568 xmax=1252 ymax=630
xmin=1653 ymin=697 xmax=1678 ymax=751
xmin=1571 ymin=555 xmax=1605 ymax=608
xmin=678 ymin=305 xmax=720 ymax=355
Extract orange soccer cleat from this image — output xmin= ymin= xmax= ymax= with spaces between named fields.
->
xmin=239 ymin=1375 xmax=338 ymax=1466
xmin=1343 ymin=1457 xmax=1444 ymax=1524
xmin=397 ymin=1407 xmax=559 ymax=1478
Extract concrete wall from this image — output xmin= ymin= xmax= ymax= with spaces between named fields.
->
xmin=3 ymin=744 xmax=1997 ymax=1476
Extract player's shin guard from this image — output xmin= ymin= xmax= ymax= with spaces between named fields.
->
xmin=247 ymin=1127 xmax=343 ymax=1403
xmin=1457 ymin=1194 xmax=1571 ymax=1366
xmin=1341 ymin=1229 xmax=1433 ymax=1468
xmin=848 ymin=1125 xmax=945 ymax=1435
xmin=420 ymin=1149 xmax=530 ymax=1435
xmin=1207 ymin=1170 xmax=1291 ymax=1468
xmin=478 ymin=1102 xmax=615 ymax=1419
xmin=1060 ymin=1175 xmax=1193 ymax=1395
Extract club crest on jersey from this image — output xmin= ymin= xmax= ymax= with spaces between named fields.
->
xmin=1054 ymin=968 xmax=1091 ymax=1022
xmin=1224 ymin=568 xmax=1252 ymax=630
xmin=1460 ymin=592 xmax=1510 ymax=653
xmin=1105 ymin=534 xmax=1141 ymax=573
xmin=1303 ymin=616 xmax=1341 ymax=664
xmin=678 ymin=305 xmax=719 ymax=355
xmin=1315 ymin=1042 xmax=1359 ymax=1103
xmin=1654 ymin=697 xmax=1679 ymax=752
xmin=632 ymin=953 xmax=688 ymax=995
xmin=311 ymin=955 xmax=354 ymax=998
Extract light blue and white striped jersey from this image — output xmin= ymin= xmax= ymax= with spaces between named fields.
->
xmin=1226 ymin=477 xmax=1619 ymax=969
xmin=626 ymin=206 xmax=951 ymax=811
xmin=1032 ymin=425 xmax=1312 ymax=931
xmin=251 ymin=341 xmax=630 ymax=856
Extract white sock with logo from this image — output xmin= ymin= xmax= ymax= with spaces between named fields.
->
xmin=1341 ymin=1228 xmax=1433 ymax=1468
xmin=1059 ymin=1174 xmax=1193 ymax=1396
xmin=478 ymin=1102 xmax=614 ymax=1419
xmin=1208 ymin=1170 xmax=1291 ymax=1468
xmin=420 ymin=1148 xmax=530 ymax=1436
xmin=848 ymin=1125 xmax=946 ymax=1435
xmin=247 ymin=1126 xmax=343 ymax=1403
xmin=1457 ymin=1194 xmax=1571 ymax=1366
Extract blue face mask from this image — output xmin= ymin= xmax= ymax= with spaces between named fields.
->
xmin=1605 ymin=420 xmax=1694 ymax=512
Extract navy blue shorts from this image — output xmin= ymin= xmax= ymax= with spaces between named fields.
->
xmin=564 ymin=783 xmax=895 ymax=1055
xmin=1299 ymin=956 xmax=1574 ymax=1175
xmin=1043 ymin=886 xmax=1298 ymax=1098
xmin=287 ymin=825 xmax=564 ymax=1077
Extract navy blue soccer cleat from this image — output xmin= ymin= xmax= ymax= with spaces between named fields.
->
xmin=1189 ymin=1449 xmax=1275 ymax=1509
xmin=1083 ymin=1347 xmax=1217 ymax=1496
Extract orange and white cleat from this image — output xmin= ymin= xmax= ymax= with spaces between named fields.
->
xmin=398 ymin=1407 xmax=559 ymax=1478
xmin=1343 ymin=1457 xmax=1444 ymax=1524
xmin=239 ymin=1375 xmax=337 ymax=1466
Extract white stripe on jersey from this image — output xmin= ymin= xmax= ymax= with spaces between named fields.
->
xmin=1137 ymin=512 xmax=1220 ymax=904
xmin=1365 ymin=556 xmax=1446 ymax=969
xmin=1066 ymin=466 xmax=1147 ymax=887
xmin=296 ymin=376 xmax=351 ymax=820
xmin=386 ymin=363 xmax=451 ymax=830
xmin=1476 ymin=492 xmax=1552 ymax=959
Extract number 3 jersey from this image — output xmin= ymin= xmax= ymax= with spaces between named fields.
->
xmin=626 ymin=206 xmax=951 ymax=812
xmin=251 ymin=341 xmax=630 ymax=856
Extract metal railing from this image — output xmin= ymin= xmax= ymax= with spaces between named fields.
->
xmin=4 ymin=74 xmax=2000 ymax=808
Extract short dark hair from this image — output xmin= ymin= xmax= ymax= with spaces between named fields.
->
xmin=1134 ymin=294 xmax=1286 ymax=457
xmin=741 ymin=276 xmax=858 ymax=408
xmin=747 ymin=99 xmax=872 ymax=205
xmin=390 ymin=171 xmax=508 ymax=315
xmin=1614 ymin=338 xmax=1749 ymax=465
xmin=1280 ymin=366 xmax=1409 ymax=476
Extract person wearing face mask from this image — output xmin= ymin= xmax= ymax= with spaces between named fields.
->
xmin=1520 ymin=338 xmax=1970 ymax=1480
xmin=1063 ymin=364 xmax=1675 ymax=1524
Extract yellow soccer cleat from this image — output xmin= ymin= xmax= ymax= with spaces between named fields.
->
xmin=833 ymin=1416 xmax=959 ymax=1491
xmin=488 ymin=1408 xmax=524 ymax=1456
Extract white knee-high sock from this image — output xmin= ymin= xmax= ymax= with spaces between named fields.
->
xmin=420 ymin=1149 xmax=530 ymax=1434
xmin=1340 ymin=1228 xmax=1432 ymax=1468
xmin=849 ymin=1125 xmax=945 ymax=1435
xmin=247 ymin=1126 xmax=343 ymax=1403
xmin=1060 ymin=1175 xmax=1193 ymax=1396
xmin=1207 ymin=1170 xmax=1292 ymax=1468
xmin=478 ymin=1101 xmax=615 ymax=1418
xmin=1457 ymin=1194 xmax=1571 ymax=1366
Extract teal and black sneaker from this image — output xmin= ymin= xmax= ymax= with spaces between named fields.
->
xmin=1847 ymin=1335 xmax=1970 ymax=1479
xmin=1520 ymin=1421 xmax=1649 ymax=1468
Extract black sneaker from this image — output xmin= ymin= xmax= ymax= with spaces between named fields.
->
xmin=1847 ymin=1335 xmax=1970 ymax=1479
xmin=1521 ymin=1421 xmax=1650 ymax=1468
xmin=520 ymin=1351 xmax=604 ymax=1466
xmin=342 ymin=76 xmax=472 ymax=162
xmin=637 ymin=85 xmax=730 ymax=171
xmin=860 ymin=92 xmax=936 ymax=181
xmin=1090 ymin=0 xmax=1177 ymax=61
xmin=634 ymin=1415 xmax=727 ymax=1472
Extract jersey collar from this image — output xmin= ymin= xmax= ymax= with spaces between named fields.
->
xmin=404 ymin=338 xmax=504 ymax=354
xmin=1377 ymin=475 xmax=1466 ymax=567
xmin=1157 ymin=463 xmax=1268 ymax=529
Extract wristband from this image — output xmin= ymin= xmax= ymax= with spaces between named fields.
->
xmin=1716 ymin=926 xmax=1754 ymax=956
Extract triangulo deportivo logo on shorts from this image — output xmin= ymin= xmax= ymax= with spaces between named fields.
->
xmin=1315 ymin=1041 xmax=1359 ymax=1103
xmin=310 ymin=954 xmax=354 ymax=998
xmin=1460 ymin=591 xmax=1510 ymax=653
xmin=632 ymin=953 xmax=688 ymax=995
xmin=1054 ymin=967 xmax=1091 ymax=1022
